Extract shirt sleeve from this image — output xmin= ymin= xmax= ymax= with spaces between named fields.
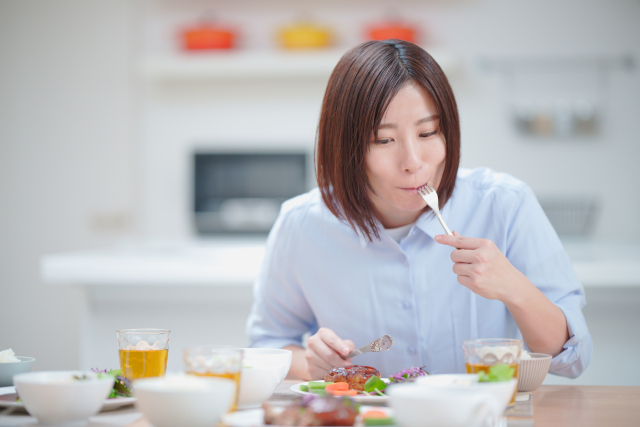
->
xmin=245 ymin=204 xmax=317 ymax=350
xmin=505 ymin=184 xmax=593 ymax=379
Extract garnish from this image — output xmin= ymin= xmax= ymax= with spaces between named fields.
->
xmin=92 ymin=368 xmax=132 ymax=398
xmin=477 ymin=364 xmax=516 ymax=382
xmin=363 ymin=375 xmax=387 ymax=394
xmin=388 ymin=366 xmax=429 ymax=383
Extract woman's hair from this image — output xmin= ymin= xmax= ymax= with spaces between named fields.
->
xmin=316 ymin=39 xmax=461 ymax=242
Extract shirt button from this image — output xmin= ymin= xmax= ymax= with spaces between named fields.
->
xmin=408 ymin=346 xmax=416 ymax=355
xmin=402 ymin=301 xmax=411 ymax=309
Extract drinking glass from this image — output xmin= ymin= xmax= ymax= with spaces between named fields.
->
xmin=462 ymin=338 xmax=523 ymax=406
xmin=116 ymin=329 xmax=170 ymax=380
xmin=183 ymin=346 xmax=243 ymax=412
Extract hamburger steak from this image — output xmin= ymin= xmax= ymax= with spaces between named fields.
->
xmin=324 ymin=365 xmax=381 ymax=391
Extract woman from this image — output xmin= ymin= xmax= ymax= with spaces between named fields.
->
xmin=246 ymin=40 xmax=592 ymax=380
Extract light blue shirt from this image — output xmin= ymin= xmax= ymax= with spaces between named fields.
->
xmin=246 ymin=168 xmax=592 ymax=379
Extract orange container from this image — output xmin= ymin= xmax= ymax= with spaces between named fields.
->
xmin=182 ymin=24 xmax=236 ymax=50
xmin=367 ymin=23 xmax=417 ymax=43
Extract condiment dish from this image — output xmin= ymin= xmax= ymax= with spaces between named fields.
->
xmin=0 ymin=356 xmax=35 ymax=387
xmin=518 ymin=353 xmax=552 ymax=391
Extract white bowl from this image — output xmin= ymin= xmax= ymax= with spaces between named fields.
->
xmin=236 ymin=348 xmax=292 ymax=409
xmin=389 ymin=374 xmax=517 ymax=427
xmin=0 ymin=356 xmax=35 ymax=387
xmin=518 ymin=353 xmax=552 ymax=392
xmin=13 ymin=371 xmax=114 ymax=425
xmin=134 ymin=374 xmax=235 ymax=427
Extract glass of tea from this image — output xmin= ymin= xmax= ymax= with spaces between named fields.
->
xmin=116 ymin=329 xmax=170 ymax=380
xmin=183 ymin=346 xmax=243 ymax=412
xmin=462 ymin=338 xmax=523 ymax=406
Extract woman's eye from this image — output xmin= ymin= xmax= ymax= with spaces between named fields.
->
xmin=420 ymin=131 xmax=438 ymax=138
xmin=375 ymin=138 xmax=392 ymax=145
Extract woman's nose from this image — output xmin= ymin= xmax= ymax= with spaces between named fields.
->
xmin=400 ymin=140 xmax=423 ymax=173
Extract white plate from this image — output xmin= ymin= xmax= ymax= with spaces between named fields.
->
xmin=290 ymin=380 xmax=390 ymax=404
xmin=223 ymin=406 xmax=392 ymax=427
xmin=0 ymin=386 xmax=136 ymax=411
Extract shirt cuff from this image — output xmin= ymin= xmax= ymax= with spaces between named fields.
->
xmin=548 ymin=303 xmax=592 ymax=379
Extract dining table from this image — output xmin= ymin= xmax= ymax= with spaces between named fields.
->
xmin=1 ymin=380 xmax=638 ymax=426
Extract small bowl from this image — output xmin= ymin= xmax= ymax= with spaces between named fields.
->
xmin=236 ymin=348 xmax=292 ymax=409
xmin=389 ymin=375 xmax=517 ymax=427
xmin=13 ymin=371 xmax=114 ymax=425
xmin=518 ymin=353 xmax=552 ymax=392
xmin=0 ymin=356 xmax=35 ymax=387
xmin=134 ymin=374 xmax=235 ymax=427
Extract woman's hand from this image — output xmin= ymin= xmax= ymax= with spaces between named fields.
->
xmin=305 ymin=327 xmax=356 ymax=380
xmin=435 ymin=231 xmax=527 ymax=303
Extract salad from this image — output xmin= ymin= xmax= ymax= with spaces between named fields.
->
xmin=90 ymin=369 xmax=132 ymax=399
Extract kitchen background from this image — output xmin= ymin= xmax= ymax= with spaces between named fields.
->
xmin=1 ymin=0 xmax=639 ymax=386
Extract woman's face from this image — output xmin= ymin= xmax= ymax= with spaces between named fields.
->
xmin=366 ymin=82 xmax=447 ymax=229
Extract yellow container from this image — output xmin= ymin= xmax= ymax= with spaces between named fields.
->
xmin=277 ymin=23 xmax=332 ymax=49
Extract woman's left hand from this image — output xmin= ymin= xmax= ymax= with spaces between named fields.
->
xmin=435 ymin=231 xmax=526 ymax=302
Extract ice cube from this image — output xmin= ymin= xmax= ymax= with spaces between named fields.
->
xmin=151 ymin=340 xmax=163 ymax=350
xmin=135 ymin=341 xmax=151 ymax=350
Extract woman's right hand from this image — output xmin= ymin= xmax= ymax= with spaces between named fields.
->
xmin=305 ymin=327 xmax=356 ymax=380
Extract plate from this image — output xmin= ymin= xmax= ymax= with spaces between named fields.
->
xmin=290 ymin=380 xmax=390 ymax=404
xmin=222 ymin=406 xmax=392 ymax=427
xmin=0 ymin=386 xmax=136 ymax=411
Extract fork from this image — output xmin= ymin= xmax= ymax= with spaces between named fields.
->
xmin=417 ymin=183 xmax=453 ymax=236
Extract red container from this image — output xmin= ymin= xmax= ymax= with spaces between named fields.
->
xmin=367 ymin=23 xmax=417 ymax=44
xmin=182 ymin=25 xmax=236 ymax=50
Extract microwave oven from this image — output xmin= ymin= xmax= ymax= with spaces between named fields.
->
xmin=194 ymin=152 xmax=308 ymax=234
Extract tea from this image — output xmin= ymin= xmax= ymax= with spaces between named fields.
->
xmin=119 ymin=349 xmax=168 ymax=380
xmin=187 ymin=371 xmax=241 ymax=412
xmin=466 ymin=363 xmax=519 ymax=405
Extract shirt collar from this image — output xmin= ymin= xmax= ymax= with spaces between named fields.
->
xmin=356 ymin=189 xmax=456 ymax=246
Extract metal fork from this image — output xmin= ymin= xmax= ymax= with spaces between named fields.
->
xmin=417 ymin=183 xmax=453 ymax=236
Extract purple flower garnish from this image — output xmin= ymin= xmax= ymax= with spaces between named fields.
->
xmin=388 ymin=366 xmax=429 ymax=383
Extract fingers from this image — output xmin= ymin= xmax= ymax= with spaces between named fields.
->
xmin=450 ymin=248 xmax=476 ymax=264
xmin=318 ymin=328 xmax=352 ymax=357
xmin=435 ymin=233 xmax=482 ymax=250
xmin=306 ymin=328 xmax=353 ymax=376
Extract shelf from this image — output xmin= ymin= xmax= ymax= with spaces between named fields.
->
xmin=41 ymin=239 xmax=640 ymax=287
xmin=138 ymin=48 xmax=459 ymax=81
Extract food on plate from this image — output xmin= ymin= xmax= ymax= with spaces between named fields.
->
xmin=363 ymin=376 xmax=387 ymax=395
xmin=325 ymin=365 xmax=381 ymax=391
xmin=263 ymin=394 xmax=358 ymax=426
xmin=476 ymin=364 xmax=516 ymax=383
xmin=362 ymin=409 xmax=395 ymax=426
xmin=0 ymin=349 xmax=20 ymax=363
xmin=91 ymin=369 xmax=132 ymax=398
xmin=388 ymin=366 xmax=429 ymax=383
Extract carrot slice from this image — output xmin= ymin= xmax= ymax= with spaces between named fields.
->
xmin=363 ymin=410 xmax=388 ymax=419
xmin=328 ymin=389 xmax=358 ymax=396
xmin=325 ymin=382 xmax=349 ymax=391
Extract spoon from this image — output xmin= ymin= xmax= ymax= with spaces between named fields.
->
xmin=341 ymin=334 xmax=394 ymax=360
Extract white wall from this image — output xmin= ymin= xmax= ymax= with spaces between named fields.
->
xmin=1 ymin=0 xmax=639 ymax=386
xmin=0 ymin=1 xmax=136 ymax=369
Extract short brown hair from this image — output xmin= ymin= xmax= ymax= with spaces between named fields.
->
xmin=316 ymin=39 xmax=461 ymax=241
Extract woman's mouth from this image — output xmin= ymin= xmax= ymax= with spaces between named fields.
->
xmin=400 ymin=184 xmax=428 ymax=195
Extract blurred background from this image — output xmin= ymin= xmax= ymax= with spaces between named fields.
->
xmin=1 ymin=0 xmax=639 ymax=386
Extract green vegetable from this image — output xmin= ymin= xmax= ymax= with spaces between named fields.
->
xmin=477 ymin=364 xmax=516 ymax=382
xmin=365 ymin=417 xmax=395 ymax=426
xmin=363 ymin=375 xmax=387 ymax=394
xmin=308 ymin=381 xmax=333 ymax=389
xmin=300 ymin=384 xmax=309 ymax=392
xmin=310 ymin=388 xmax=326 ymax=396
